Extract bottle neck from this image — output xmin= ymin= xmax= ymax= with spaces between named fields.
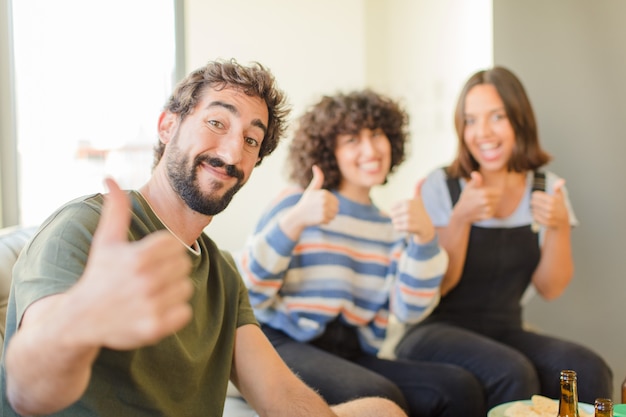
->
xmin=557 ymin=371 xmax=579 ymax=417
xmin=595 ymin=398 xmax=613 ymax=417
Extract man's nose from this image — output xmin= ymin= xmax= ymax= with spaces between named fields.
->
xmin=215 ymin=133 xmax=244 ymax=165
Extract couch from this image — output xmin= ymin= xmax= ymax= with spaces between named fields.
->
xmin=0 ymin=225 xmax=256 ymax=416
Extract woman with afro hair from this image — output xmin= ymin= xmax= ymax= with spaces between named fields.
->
xmin=235 ymin=89 xmax=485 ymax=417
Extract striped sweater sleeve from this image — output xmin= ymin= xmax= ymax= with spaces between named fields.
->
xmin=391 ymin=236 xmax=447 ymax=324
xmin=234 ymin=190 xmax=302 ymax=308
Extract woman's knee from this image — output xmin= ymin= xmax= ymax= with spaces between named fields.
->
xmin=395 ymin=323 xmax=462 ymax=360
xmin=421 ymin=366 xmax=486 ymax=417
xmin=567 ymin=349 xmax=614 ymax=400
xmin=305 ymin=361 xmax=408 ymax=409
xmin=488 ymin=349 xmax=539 ymax=395
xmin=432 ymin=364 xmax=484 ymax=400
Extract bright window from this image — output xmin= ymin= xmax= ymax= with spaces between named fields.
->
xmin=11 ymin=0 xmax=178 ymax=226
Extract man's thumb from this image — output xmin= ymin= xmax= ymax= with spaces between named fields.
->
xmin=93 ymin=177 xmax=131 ymax=245
xmin=306 ymin=165 xmax=325 ymax=191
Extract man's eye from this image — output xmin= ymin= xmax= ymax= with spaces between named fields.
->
xmin=245 ymin=137 xmax=259 ymax=147
xmin=465 ymin=118 xmax=475 ymax=125
xmin=208 ymin=120 xmax=225 ymax=129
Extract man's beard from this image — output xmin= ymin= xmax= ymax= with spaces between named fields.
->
xmin=166 ymin=145 xmax=245 ymax=216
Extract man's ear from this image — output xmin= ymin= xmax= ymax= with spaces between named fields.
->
xmin=157 ymin=111 xmax=178 ymax=144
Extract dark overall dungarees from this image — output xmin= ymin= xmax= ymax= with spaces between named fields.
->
xmin=421 ymin=172 xmax=542 ymax=332
xmin=395 ymin=169 xmax=613 ymax=408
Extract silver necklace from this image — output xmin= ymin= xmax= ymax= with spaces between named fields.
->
xmin=136 ymin=191 xmax=201 ymax=255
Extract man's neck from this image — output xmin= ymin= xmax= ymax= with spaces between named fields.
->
xmin=139 ymin=177 xmax=212 ymax=247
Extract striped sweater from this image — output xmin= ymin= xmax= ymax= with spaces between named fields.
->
xmin=235 ymin=189 xmax=447 ymax=354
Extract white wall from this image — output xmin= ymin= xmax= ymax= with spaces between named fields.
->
xmin=364 ymin=0 xmax=492 ymax=206
xmin=185 ymin=0 xmax=368 ymax=250
xmin=185 ymin=0 xmax=492 ymax=251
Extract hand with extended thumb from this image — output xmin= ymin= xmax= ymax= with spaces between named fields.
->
xmin=468 ymin=171 xmax=483 ymax=188
xmin=414 ymin=177 xmax=425 ymax=198
xmin=530 ymin=178 xmax=569 ymax=230
xmin=295 ymin=165 xmax=339 ymax=225
xmin=92 ymin=178 xmax=133 ymax=247
xmin=552 ymin=178 xmax=565 ymax=196
xmin=72 ymin=178 xmax=194 ymax=350
xmin=455 ymin=171 xmax=502 ymax=223
xmin=305 ymin=164 xmax=325 ymax=192
xmin=390 ymin=178 xmax=436 ymax=243
xmin=279 ymin=165 xmax=339 ymax=240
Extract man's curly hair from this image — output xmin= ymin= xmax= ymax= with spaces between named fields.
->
xmin=153 ymin=58 xmax=290 ymax=168
xmin=287 ymin=89 xmax=409 ymax=189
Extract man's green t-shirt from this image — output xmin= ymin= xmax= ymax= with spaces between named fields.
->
xmin=1 ymin=191 xmax=257 ymax=416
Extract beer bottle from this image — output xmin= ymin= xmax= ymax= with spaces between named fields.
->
xmin=622 ymin=376 xmax=626 ymax=403
xmin=557 ymin=370 xmax=579 ymax=417
xmin=594 ymin=398 xmax=613 ymax=417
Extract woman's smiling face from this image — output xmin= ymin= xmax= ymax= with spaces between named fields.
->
xmin=463 ymin=83 xmax=516 ymax=174
xmin=335 ymin=127 xmax=391 ymax=201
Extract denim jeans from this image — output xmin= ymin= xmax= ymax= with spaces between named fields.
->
xmin=262 ymin=323 xmax=486 ymax=417
xmin=395 ymin=321 xmax=613 ymax=409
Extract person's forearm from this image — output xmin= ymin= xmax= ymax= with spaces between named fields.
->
xmin=268 ymin=388 xmax=338 ymax=417
xmin=278 ymin=207 xmax=308 ymax=241
xmin=237 ymin=222 xmax=295 ymax=304
xmin=5 ymin=316 xmax=99 ymax=415
xmin=394 ymin=237 xmax=447 ymax=323
xmin=437 ymin=214 xmax=472 ymax=296
xmin=332 ymin=397 xmax=408 ymax=417
xmin=4 ymin=290 xmax=103 ymax=415
xmin=531 ymin=227 xmax=573 ymax=300
xmin=245 ymin=371 xmax=337 ymax=417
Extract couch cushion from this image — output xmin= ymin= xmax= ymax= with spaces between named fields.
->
xmin=0 ymin=226 xmax=37 ymax=357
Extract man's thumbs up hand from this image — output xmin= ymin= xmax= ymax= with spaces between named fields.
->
xmin=74 ymin=178 xmax=193 ymax=350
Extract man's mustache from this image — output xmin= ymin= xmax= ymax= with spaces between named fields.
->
xmin=196 ymin=156 xmax=244 ymax=181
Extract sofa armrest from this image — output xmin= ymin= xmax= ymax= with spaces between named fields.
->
xmin=0 ymin=226 xmax=38 ymax=357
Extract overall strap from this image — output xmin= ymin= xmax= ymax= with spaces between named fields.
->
xmin=444 ymin=167 xmax=462 ymax=207
xmin=532 ymin=171 xmax=546 ymax=193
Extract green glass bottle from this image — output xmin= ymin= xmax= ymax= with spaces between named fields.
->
xmin=557 ymin=370 xmax=579 ymax=417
